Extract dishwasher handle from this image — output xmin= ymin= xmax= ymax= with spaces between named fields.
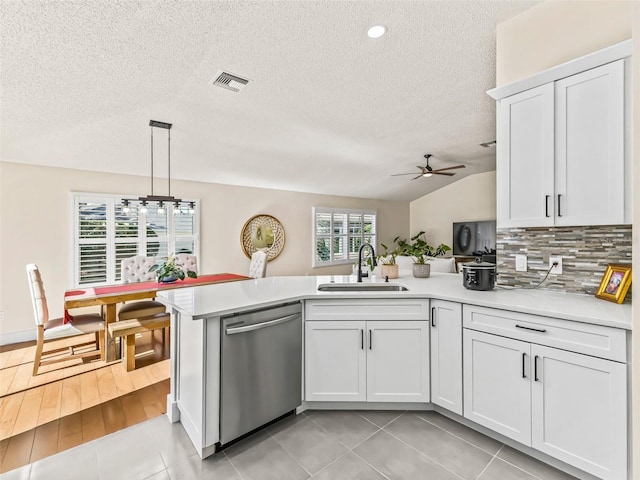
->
xmin=225 ymin=313 xmax=299 ymax=335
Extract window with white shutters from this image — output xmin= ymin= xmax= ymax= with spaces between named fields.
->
xmin=73 ymin=193 xmax=200 ymax=286
xmin=312 ymin=207 xmax=376 ymax=267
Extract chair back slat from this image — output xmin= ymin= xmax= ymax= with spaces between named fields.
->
xmin=26 ymin=264 xmax=49 ymax=326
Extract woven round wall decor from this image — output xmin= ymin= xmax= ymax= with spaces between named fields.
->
xmin=240 ymin=214 xmax=286 ymax=261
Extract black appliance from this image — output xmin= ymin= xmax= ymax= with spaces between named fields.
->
xmin=461 ymin=260 xmax=497 ymax=291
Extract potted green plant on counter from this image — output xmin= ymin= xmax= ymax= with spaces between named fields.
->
xmin=396 ymin=231 xmax=451 ymax=278
xmin=376 ymin=242 xmax=401 ymax=279
xmin=150 ymin=252 xmax=198 ymax=283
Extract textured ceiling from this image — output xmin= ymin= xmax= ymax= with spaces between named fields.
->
xmin=0 ymin=0 xmax=537 ymax=202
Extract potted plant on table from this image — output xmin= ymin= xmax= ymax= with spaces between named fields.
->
xmin=150 ymin=252 xmax=198 ymax=283
xmin=396 ymin=231 xmax=451 ymax=278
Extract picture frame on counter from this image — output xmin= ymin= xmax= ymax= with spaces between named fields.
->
xmin=595 ymin=264 xmax=632 ymax=304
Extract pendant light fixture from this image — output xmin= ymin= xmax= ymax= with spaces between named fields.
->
xmin=122 ymin=120 xmax=195 ymax=215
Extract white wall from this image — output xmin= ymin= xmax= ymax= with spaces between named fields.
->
xmin=0 ymin=161 xmax=409 ymax=339
xmin=409 ymin=172 xmax=496 ymax=248
xmin=496 ymin=0 xmax=633 ymax=86
xmin=496 ymin=0 xmax=637 ymax=473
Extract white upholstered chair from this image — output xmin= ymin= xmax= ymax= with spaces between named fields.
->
xmin=27 ymin=264 xmax=104 ymax=376
xmin=249 ymin=250 xmax=267 ymax=278
xmin=174 ymin=254 xmax=198 ymax=275
xmin=120 ymin=255 xmax=157 ymax=283
xmin=118 ymin=255 xmax=166 ymax=321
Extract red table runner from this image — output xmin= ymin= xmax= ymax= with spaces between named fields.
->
xmin=64 ymin=273 xmax=250 ymax=323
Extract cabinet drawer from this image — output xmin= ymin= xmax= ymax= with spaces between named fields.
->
xmin=305 ymin=299 xmax=429 ymax=321
xmin=463 ymin=305 xmax=626 ymax=362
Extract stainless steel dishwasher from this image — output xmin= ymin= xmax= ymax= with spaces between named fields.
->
xmin=219 ymin=302 xmax=302 ymax=447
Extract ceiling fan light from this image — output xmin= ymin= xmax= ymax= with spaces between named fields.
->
xmin=423 ymin=173 xmax=433 ymax=178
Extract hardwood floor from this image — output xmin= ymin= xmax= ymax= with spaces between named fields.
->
xmin=0 ymin=330 xmax=170 ymax=474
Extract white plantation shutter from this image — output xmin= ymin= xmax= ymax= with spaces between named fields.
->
xmin=73 ymin=193 xmax=200 ymax=286
xmin=312 ymin=207 xmax=376 ymax=267
xmin=76 ymin=197 xmax=109 ymax=285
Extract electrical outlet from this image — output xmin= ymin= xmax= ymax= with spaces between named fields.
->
xmin=549 ymin=256 xmax=563 ymax=275
xmin=515 ymin=254 xmax=527 ymax=272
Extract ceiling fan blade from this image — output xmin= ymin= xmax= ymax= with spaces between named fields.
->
xmin=391 ymin=172 xmax=422 ymax=176
xmin=411 ymin=174 xmax=424 ymax=180
xmin=432 ymin=172 xmax=456 ymax=176
xmin=431 ymin=165 xmax=466 ymax=173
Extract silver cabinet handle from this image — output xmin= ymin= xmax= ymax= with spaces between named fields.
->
xmin=534 ymin=355 xmax=540 ymax=382
xmin=522 ymin=352 xmax=527 ymax=378
xmin=226 ymin=313 xmax=298 ymax=335
xmin=515 ymin=324 xmax=547 ymax=333
xmin=431 ymin=307 xmax=436 ymax=327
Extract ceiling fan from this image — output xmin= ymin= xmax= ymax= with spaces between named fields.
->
xmin=391 ymin=154 xmax=466 ymax=180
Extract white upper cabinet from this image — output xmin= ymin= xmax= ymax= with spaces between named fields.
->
xmin=497 ymin=83 xmax=554 ymax=227
xmin=496 ymin=59 xmax=626 ymax=228
xmin=554 ymin=60 xmax=624 ymax=225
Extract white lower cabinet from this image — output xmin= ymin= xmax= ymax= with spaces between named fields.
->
xmin=305 ymin=320 xmax=429 ymax=403
xmin=463 ymin=330 xmax=531 ymax=444
xmin=463 ymin=312 xmax=627 ymax=480
xmin=305 ymin=321 xmax=366 ymax=402
xmin=430 ymin=300 xmax=463 ymax=415
xmin=531 ymin=345 xmax=627 ymax=480
xmin=366 ymin=321 xmax=430 ymax=402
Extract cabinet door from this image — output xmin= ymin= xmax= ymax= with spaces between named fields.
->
xmin=531 ymin=345 xmax=627 ymax=480
xmin=305 ymin=321 xmax=366 ymax=402
xmin=366 ymin=321 xmax=429 ymax=403
xmin=430 ymin=301 xmax=462 ymax=415
xmin=555 ymin=60 xmax=624 ymax=226
xmin=497 ymin=83 xmax=554 ymax=227
xmin=464 ymin=330 xmax=531 ymax=445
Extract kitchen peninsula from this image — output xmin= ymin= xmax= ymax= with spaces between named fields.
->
xmin=159 ymin=273 xmax=631 ymax=480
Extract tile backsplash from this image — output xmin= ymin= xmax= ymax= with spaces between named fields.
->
xmin=496 ymin=225 xmax=632 ymax=299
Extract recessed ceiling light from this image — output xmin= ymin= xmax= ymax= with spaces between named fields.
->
xmin=367 ymin=25 xmax=387 ymax=39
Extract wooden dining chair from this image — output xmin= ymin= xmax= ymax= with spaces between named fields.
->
xmin=26 ymin=264 xmax=105 ymax=376
xmin=118 ymin=255 xmax=166 ymax=319
xmin=118 ymin=255 xmax=168 ymax=346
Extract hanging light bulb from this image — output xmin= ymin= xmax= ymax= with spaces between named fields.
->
xmin=122 ymin=199 xmax=130 ymax=214
xmin=157 ymin=201 xmax=165 ymax=214
xmin=140 ymin=201 xmax=148 ymax=214
xmin=188 ymin=202 xmax=195 ymax=215
xmin=173 ymin=202 xmax=181 ymax=214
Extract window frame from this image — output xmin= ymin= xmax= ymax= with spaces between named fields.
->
xmin=312 ymin=206 xmax=377 ymax=268
xmin=72 ymin=192 xmax=200 ymax=287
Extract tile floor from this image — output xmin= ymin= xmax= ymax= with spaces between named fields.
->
xmin=0 ymin=410 xmax=578 ymax=480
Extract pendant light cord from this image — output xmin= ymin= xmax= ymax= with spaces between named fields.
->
xmin=168 ymin=128 xmax=171 ymax=197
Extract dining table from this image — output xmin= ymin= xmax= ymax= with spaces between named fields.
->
xmin=64 ymin=273 xmax=251 ymax=362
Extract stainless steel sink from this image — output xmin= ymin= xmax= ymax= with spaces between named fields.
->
xmin=317 ymin=283 xmax=409 ymax=292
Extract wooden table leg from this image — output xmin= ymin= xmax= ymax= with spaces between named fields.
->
xmin=105 ymin=303 xmax=117 ymax=362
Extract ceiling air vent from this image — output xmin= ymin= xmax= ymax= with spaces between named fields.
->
xmin=211 ymin=71 xmax=250 ymax=93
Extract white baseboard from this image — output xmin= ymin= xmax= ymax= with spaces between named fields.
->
xmin=0 ymin=329 xmax=36 ymax=346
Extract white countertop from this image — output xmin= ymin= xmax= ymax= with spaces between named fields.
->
xmin=158 ymin=273 xmax=632 ymax=330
